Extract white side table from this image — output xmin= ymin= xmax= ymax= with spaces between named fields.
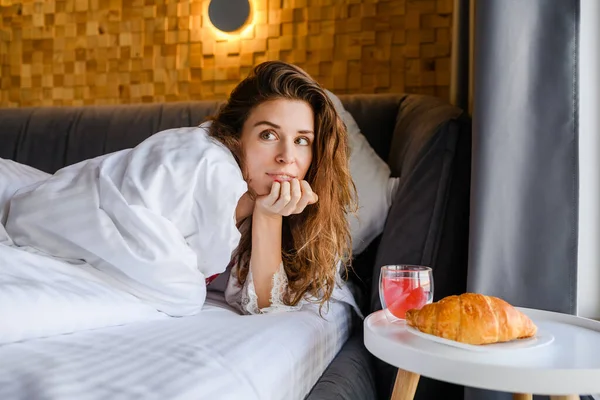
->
xmin=364 ymin=308 xmax=600 ymax=400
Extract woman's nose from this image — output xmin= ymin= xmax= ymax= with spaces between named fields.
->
xmin=276 ymin=142 xmax=294 ymax=164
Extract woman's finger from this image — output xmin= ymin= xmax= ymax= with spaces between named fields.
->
xmin=272 ymin=180 xmax=291 ymax=212
xmin=266 ymin=181 xmax=281 ymax=206
xmin=289 ymin=180 xmax=316 ymax=214
xmin=254 ymin=181 xmax=281 ymax=215
xmin=292 ymin=180 xmax=311 ymax=213
xmin=281 ymin=179 xmax=302 ymax=216
xmin=301 ymin=180 xmax=318 ymax=205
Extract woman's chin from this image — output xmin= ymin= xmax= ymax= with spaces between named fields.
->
xmin=249 ymin=184 xmax=271 ymax=197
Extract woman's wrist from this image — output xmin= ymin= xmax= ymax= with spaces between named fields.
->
xmin=252 ymin=204 xmax=284 ymax=222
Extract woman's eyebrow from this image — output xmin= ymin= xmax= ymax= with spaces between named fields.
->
xmin=253 ymin=120 xmax=280 ymax=129
xmin=253 ymin=120 xmax=314 ymax=135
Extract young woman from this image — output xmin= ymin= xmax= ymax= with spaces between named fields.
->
xmin=0 ymin=61 xmax=359 ymax=318
xmin=208 ymin=61 xmax=357 ymax=314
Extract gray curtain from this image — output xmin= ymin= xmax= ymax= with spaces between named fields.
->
xmin=463 ymin=0 xmax=581 ymax=399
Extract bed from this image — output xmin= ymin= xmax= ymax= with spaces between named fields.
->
xmin=0 ymin=289 xmax=353 ymax=400
xmin=0 ymin=93 xmax=471 ymax=400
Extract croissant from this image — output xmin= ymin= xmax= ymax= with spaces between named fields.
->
xmin=405 ymin=293 xmax=537 ymax=345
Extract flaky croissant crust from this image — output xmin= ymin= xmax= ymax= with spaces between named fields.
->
xmin=405 ymin=293 xmax=537 ymax=345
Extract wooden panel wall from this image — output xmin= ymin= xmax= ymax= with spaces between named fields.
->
xmin=0 ymin=0 xmax=454 ymax=107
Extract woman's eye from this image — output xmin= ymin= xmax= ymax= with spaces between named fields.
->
xmin=296 ymin=137 xmax=310 ymax=146
xmin=259 ymin=130 xmax=276 ymax=140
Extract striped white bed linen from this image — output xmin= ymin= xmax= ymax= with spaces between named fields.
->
xmin=0 ymin=290 xmax=354 ymax=400
xmin=0 ymin=242 xmax=168 ymax=344
xmin=0 ymin=159 xmax=50 ymax=231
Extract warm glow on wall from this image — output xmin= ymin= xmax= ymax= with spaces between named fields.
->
xmin=0 ymin=0 xmax=455 ymax=107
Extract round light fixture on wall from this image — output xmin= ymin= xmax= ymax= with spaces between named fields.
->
xmin=208 ymin=0 xmax=251 ymax=33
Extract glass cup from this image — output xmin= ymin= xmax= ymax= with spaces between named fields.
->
xmin=379 ymin=265 xmax=434 ymax=322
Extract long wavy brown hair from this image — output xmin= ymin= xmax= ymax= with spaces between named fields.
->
xmin=208 ymin=61 xmax=356 ymax=310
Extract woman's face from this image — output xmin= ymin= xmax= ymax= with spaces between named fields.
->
xmin=240 ymin=99 xmax=315 ymax=196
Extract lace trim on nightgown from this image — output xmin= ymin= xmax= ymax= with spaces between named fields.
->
xmin=224 ymin=261 xmax=303 ymax=315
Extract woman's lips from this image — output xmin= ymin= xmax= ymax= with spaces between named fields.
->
xmin=267 ymin=173 xmax=295 ymax=182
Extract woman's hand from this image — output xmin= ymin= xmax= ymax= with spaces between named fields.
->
xmin=255 ymin=179 xmax=318 ymax=218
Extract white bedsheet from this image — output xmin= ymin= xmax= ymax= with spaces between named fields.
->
xmin=0 ymin=291 xmax=353 ymax=400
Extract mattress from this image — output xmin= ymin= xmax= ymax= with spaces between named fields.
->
xmin=0 ymin=291 xmax=354 ymax=400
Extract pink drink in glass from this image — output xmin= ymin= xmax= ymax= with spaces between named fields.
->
xmin=379 ymin=265 xmax=433 ymax=321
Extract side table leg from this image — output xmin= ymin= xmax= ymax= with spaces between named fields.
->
xmin=391 ymin=368 xmax=420 ymax=400
xmin=513 ymin=395 xmax=532 ymax=400
xmin=550 ymin=396 xmax=580 ymax=400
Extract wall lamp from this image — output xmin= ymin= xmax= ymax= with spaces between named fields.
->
xmin=208 ymin=0 xmax=252 ymax=34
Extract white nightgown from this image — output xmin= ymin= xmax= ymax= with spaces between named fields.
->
xmin=222 ymin=260 xmax=361 ymax=316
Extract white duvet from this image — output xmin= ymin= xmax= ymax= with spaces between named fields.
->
xmin=0 ymin=243 xmax=167 ymax=344
xmin=0 ymin=125 xmax=249 ymax=344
